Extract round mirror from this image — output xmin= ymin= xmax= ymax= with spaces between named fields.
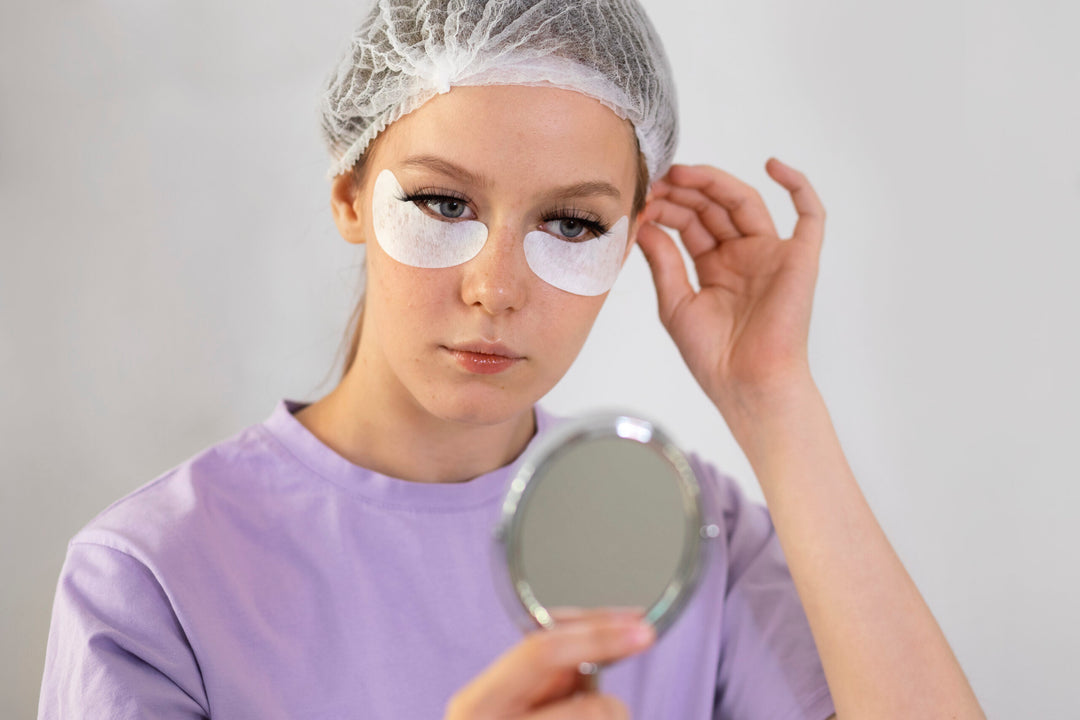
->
xmin=492 ymin=413 xmax=717 ymax=688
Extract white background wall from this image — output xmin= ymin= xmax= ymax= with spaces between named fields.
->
xmin=2 ymin=0 xmax=1077 ymax=716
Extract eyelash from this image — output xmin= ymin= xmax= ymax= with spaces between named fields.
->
xmin=540 ymin=207 xmax=610 ymax=240
xmin=398 ymin=189 xmax=611 ymax=240
xmin=399 ymin=188 xmax=469 ymax=207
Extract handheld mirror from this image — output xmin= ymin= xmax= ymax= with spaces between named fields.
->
xmin=492 ymin=413 xmax=718 ymax=690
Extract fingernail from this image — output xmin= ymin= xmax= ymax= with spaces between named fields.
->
xmin=627 ymin=623 xmax=655 ymax=647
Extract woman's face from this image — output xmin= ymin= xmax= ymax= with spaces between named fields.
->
xmin=335 ymin=84 xmax=642 ymax=426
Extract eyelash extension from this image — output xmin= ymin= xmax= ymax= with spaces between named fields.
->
xmin=540 ymin=206 xmax=611 ymax=238
xmin=398 ymin=190 xmax=611 ymax=239
xmin=397 ymin=188 xmax=470 ymax=206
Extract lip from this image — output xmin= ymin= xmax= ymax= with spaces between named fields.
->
xmin=448 ymin=341 xmax=524 ymax=358
xmin=443 ymin=341 xmax=525 ymax=375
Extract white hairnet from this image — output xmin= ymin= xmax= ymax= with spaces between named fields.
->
xmin=319 ymin=0 xmax=678 ymax=183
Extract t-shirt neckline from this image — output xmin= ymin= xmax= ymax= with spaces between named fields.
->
xmin=259 ymin=398 xmax=552 ymax=511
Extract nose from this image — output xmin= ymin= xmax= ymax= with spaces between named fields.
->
xmin=459 ymin=223 xmax=529 ymax=314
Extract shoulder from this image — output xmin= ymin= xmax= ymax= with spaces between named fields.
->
xmin=686 ymin=452 xmax=770 ymax=533
xmin=69 ymin=414 xmax=298 ymax=569
xmin=685 ymin=451 xmax=784 ymax=583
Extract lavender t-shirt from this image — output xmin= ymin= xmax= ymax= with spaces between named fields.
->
xmin=39 ymin=400 xmax=835 ymax=719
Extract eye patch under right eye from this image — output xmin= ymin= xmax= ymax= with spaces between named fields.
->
xmin=371 ymin=169 xmax=488 ymax=268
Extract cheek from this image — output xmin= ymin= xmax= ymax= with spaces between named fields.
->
xmin=523 ymin=216 xmax=629 ymax=296
xmin=532 ymin=290 xmax=607 ymax=356
xmin=367 ymin=248 xmax=456 ymax=330
xmin=371 ymin=169 xmax=487 ymax=268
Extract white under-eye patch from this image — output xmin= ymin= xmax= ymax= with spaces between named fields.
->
xmin=371 ymin=168 xmax=488 ymax=268
xmin=371 ymin=167 xmax=628 ymax=296
xmin=523 ymin=216 xmax=630 ymax=296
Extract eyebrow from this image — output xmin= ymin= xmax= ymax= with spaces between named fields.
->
xmin=398 ymin=154 xmax=622 ymax=202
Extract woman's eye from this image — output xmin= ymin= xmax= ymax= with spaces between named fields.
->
xmin=422 ymin=198 xmax=468 ymax=219
xmin=544 ymin=218 xmax=604 ymax=243
xmin=405 ymin=193 xmax=474 ymax=220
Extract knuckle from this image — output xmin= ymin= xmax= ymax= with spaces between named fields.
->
xmin=584 ymin=621 xmax=615 ymax=647
xmin=592 ymin=622 xmax=633 ymax=656
xmin=689 ymin=193 xmax=711 ymax=215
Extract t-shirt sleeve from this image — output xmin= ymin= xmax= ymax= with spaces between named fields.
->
xmin=699 ymin=459 xmax=836 ymax=720
xmin=38 ymin=541 xmax=210 ymax=720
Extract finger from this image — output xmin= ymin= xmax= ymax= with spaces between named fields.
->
xmin=460 ymin=617 xmax=655 ymax=714
xmin=666 ymin=164 xmax=779 ymax=238
xmin=527 ymin=692 xmax=629 ymax=720
xmin=636 ymin=222 xmax=695 ymax=328
xmin=765 ymin=158 xmax=825 ymax=249
xmin=647 ymin=177 xmax=671 ymax=199
xmin=652 ymin=183 xmax=741 ymax=242
xmin=547 ymin=606 xmax=647 ymax=625
xmin=642 ymin=197 xmax=721 ymax=259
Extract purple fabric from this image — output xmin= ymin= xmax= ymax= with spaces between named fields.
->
xmin=38 ymin=399 xmax=835 ymax=719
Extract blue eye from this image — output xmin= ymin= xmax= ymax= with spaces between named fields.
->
xmin=427 ymin=198 xmax=466 ymax=218
xmin=541 ymin=213 xmax=609 ymax=242
xmin=553 ymin=218 xmax=585 ymax=238
xmin=400 ymin=191 xmax=475 ymax=220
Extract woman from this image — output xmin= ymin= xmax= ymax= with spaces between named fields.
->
xmin=39 ymin=1 xmax=983 ymax=718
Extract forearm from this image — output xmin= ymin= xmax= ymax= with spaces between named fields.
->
xmin=718 ymin=376 xmax=984 ymax=719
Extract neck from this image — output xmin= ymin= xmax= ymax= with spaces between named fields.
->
xmin=295 ymin=353 xmax=537 ymax=483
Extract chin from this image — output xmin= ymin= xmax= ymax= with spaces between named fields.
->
xmin=417 ymin=381 xmax=543 ymax=428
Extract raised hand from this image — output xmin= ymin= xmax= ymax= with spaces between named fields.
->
xmin=636 ymin=158 xmax=826 ymax=414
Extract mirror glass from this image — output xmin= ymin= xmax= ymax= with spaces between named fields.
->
xmin=493 ymin=414 xmax=714 ymax=645
xmin=518 ymin=437 xmax=687 ymax=611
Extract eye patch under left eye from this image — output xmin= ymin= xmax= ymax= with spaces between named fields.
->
xmin=371 ymin=169 xmax=488 ymax=268
xmin=523 ymin=216 xmax=629 ymax=296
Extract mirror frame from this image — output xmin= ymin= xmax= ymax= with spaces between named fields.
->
xmin=492 ymin=412 xmax=715 ymax=639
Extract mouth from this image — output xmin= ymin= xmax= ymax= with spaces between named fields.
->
xmin=442 ymin=341 xmax=525 ymax=375
xmin=449 ymin=341 xmax=524 ymax=358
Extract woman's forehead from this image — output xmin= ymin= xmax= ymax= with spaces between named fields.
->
xmin=373 ymin=85 xmax=638 ymax=194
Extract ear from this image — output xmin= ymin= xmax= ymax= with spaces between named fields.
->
xmin=330 ymin=172 xmax=366 ymax=245
xmin=623 ymin=224 xmax=639 ymax=264
xmin=623 ymin=201 xmax=651 ymax=264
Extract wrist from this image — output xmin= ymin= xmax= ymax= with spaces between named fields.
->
xmin=712 ymin=366 xmax=818 ymax=424
xmin=711 ymin=369 xmax=825 ymax=466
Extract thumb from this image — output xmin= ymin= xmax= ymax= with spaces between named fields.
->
xmin=636 ymin=221 xmax=694 ymax=328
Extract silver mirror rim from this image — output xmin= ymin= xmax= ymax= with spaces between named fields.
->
xmin=492 ymin=411 xmax=710 ymax=639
